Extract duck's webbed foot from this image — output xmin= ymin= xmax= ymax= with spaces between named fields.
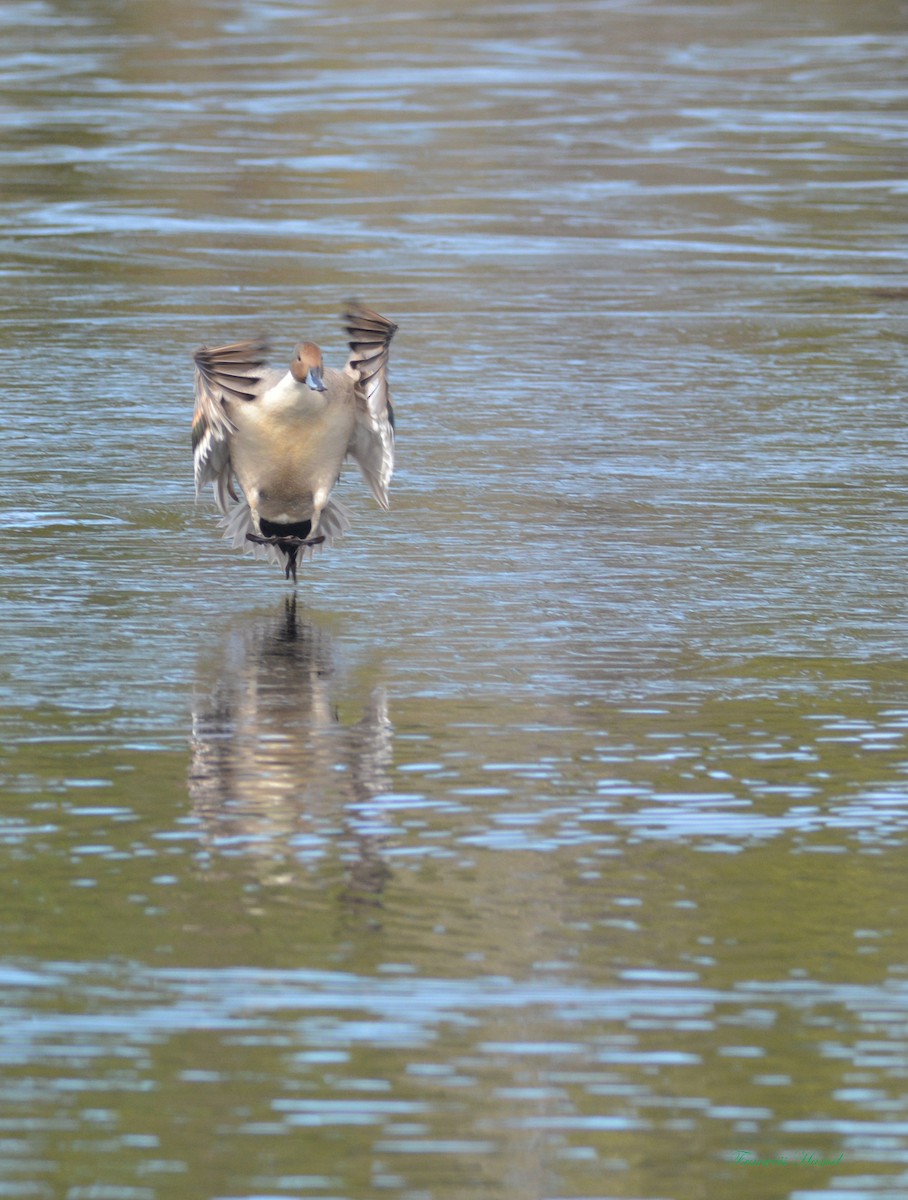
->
xmin=246 ymin=533 xmax=326 ymax=549
xmin=245 ymin=533 xmax=326 ymax=584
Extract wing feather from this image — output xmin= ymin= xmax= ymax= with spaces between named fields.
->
xmin=342 ymin=303 xmax=398 ymax=509
xmin=192 ymin=338 xmax=269 ymax=506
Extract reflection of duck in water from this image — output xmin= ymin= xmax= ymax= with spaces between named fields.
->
xmin=191 ymin=304 xmax=398 ymax=582
xmin=189 ymin=597 xmax=393 ymax=899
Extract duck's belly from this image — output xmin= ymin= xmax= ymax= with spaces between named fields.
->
xmin=230 ymin=403 xmax=355 ymax=523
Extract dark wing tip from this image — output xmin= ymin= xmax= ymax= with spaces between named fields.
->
xmin=341 ymin=301 xmax=398 ymax=343
xmin=194 ymin=337 xmax=271 ymax=405
xmin=193 ymin=336 xmax=271 ymax=370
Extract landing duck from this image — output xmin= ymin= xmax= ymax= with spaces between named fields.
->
xmin=192 ymin=303 xmax=397 ymax=582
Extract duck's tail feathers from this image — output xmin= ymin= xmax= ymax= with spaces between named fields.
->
xmin=316 ymin=497 xmax=353 ymax=543
xmin=218 ymin=496 xmax=352 ymax=571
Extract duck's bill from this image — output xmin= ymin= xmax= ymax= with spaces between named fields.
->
xmin=306 ymin=365 xmax=326 ymax=392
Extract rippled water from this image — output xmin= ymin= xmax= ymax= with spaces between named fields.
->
xmin=2 ymin=0 xmax=908 ymax=1197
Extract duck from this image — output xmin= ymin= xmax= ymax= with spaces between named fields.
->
xmin=192 ymin=302 xmax=397 ymax=582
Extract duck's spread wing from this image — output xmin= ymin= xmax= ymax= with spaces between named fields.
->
xmin=192 ymin=338 xmax=269 ymax=509
xmin=342 ymin=303 xmax=398 ymax=510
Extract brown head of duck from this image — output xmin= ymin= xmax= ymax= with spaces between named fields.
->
xmin=290 ymin=342 xmax=327 ymax=392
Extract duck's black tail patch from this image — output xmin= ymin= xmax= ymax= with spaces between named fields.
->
xmin=259 ymin=517 xmax=312 ymax=541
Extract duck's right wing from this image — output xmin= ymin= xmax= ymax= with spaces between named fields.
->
xmin=342 ymin=303 xmax=398 ymax=510
xmin=192 ymin=338 xmax=270 ymax=511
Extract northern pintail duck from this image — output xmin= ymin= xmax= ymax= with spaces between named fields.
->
xmin=192 ymin=303 xmax=397 ymax=582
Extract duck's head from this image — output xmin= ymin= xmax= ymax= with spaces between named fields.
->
xmin=290 ymin=342 xmax=326 ymax=392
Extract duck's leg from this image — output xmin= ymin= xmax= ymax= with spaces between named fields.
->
xmin=245 ymin=532 xmax=325 ymax=584
xmin=245 ymin=533 xmax=325 ymax=549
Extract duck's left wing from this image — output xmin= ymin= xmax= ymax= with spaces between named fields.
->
xmin=192 ymin=338 xmax=269 ymax=510
xmin=342 ymin=303 xmax=398 ymax=510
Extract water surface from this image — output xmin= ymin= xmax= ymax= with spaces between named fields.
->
xmin=1 ymin=1 xmax=907 ymax=1197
